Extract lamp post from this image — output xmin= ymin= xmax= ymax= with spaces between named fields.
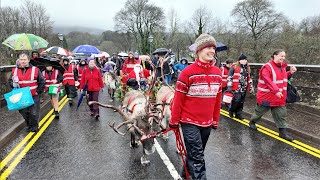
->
xmin=148 ymin=35 xmax=154 ymax=55
xmin=57 ymin=33 xmax=64 ymax=48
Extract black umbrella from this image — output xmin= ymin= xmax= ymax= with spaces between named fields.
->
xmin=76 ymin=83 xmax=88 ymax=111
xmin=152 ymin=48 xmax=170 ymax=56
xmin=29 ymin=58 xmax=46 ymax=71
xmin=35 ymin=57 xmax=65 ymax=74
xmin=216 ymin=42 xmax=228 ymax=52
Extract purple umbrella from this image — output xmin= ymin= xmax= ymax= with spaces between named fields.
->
xmin=72 ymin=45 xmax=101 ymax=55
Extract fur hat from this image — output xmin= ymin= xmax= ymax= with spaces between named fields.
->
xmin=238 ymin=53 xmax=247 ymax=60
xmin=195 ymin=33 xmax=216 ymax=54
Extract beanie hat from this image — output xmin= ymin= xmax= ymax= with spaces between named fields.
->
xmin=238 ymin=53 xmax=247 ymax=60
xmin=195 ymin=33 xmax=216 ymax=54
xmin=86 ymin=57 xmax=95 ymax=64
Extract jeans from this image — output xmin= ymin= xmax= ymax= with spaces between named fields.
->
xmin=181 ymin=123 xmax=212 ymax=180
xmin=164 ymin=74 xmax=172 ymax=84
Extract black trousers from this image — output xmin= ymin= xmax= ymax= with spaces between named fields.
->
xmin=65 ymin=84 xmax=77 ymax=99
xmin=181 ymin=123 xmax=211 ymax=180
xmin=19 ymin=95 xmax=40 ymax=128
xmin=229 ymin=92 xmax=246 ymax=116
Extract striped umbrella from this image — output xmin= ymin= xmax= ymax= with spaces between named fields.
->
xmin=46 ymin=46 xmax=69 ymax=56
xmin=2 ymin=33 xmax=48 ymax=50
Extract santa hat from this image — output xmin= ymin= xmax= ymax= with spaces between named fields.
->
xmin=195 ymin=33 xmax=216 ymax=54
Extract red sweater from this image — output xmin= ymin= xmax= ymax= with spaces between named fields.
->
xmin=80 ymin=66 xmax=104 ymax=92
xmin=170 ymin=59 xmax=222 ymax=127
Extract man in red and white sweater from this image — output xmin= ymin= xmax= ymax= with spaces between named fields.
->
xmin=169 ymin=33 xmax=222 ymax=180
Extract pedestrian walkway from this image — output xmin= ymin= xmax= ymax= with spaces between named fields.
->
xmin=0 ymin=94 xmax=52 ymax=147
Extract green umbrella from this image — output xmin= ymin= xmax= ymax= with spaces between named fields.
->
xmin=2 ymin=33 xmax=49 ymax=50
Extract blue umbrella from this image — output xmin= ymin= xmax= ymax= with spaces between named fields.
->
xmin=72 ymin=45 xmax=101 ymax=54
xmin=76 ymin=84 xmax=88 ymax=111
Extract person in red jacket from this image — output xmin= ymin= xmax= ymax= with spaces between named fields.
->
xmin=249 ymin=49 xmax=297 ymax=141
xmin=62 ymin=58 xmax=78 ymax=106
xmin=126 ymin=64 xmax=151 ymax=90
xmin=120 ymin=52 xmax=140 ymax=86
xmin=169 ymin=33 xmax=222 ymax=180
xmin=8 ymin=53 xmax=46 ymax=132
xmin=220 ymin=59 xmax=233 ymax=92
xmin=226 ymin=54 xmax=253 ymax=120
xmin=42 ymin=64 xmax=63 ymax=119
xmin=80 ymin=57 xmax=104 ymax=119
xmin=76 ymin=58 xmax=87 ymax=88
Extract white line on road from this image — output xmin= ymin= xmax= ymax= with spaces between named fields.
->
xmin=154 ymin=139 xmax=181 ymax=180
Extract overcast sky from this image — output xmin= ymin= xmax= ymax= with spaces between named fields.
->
xmin=2 ymin=0 xmax=320 ymax=30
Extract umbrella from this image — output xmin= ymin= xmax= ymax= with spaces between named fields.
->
xmin=152 ymin=48 xmax=169 ymax=56
xmin=118 ymin=52 xmax=128 ymax=57
xmin=32 ymin=57 xmax=65 ymax=74
xmin=2 ymin=33 xmax=48 ymax=50
xmin=46 ymin=46 xmax=70 ymax=56
xmin=76 ymin=84 xmax=88 ymax=111
xmin=72 ymin=45 xmax=101 ymax=54
xmin=189 ymin=42 xmax=228 ymax=52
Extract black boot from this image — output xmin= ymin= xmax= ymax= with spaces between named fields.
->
xmin=235 ymin=114 xmax=244 ymax=120
xmin=279 ymin=128 xmax=293 ymax=141
xmin=228 ymin=110 xmax=234 ymax=118
xmin=69 ymin=99 xmax=73 ymax=106
xmin=54 ymin=111 xmax=59 ymax=119
xmin=249 ymin=121 xmax=257 ymax=130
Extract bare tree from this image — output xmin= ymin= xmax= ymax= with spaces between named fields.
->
xmin=114 ymin=0 xmax=165 ymax=54
xmin=231 ymin=0 xmax=284 ymax=62
xmin=188 ymin=6 xmax=215 ymax=38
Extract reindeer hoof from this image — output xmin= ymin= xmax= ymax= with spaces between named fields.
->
xmin=130 ymin=141 xmax=140 ymax=148
xmin=141 ymin=157 xmax=150 ymax=166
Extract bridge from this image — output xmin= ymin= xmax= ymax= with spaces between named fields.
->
xmin=0 ymin=64 xmax=319 ymax=179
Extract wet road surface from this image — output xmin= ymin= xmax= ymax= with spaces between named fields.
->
xmin=1 ymin=90 xmax=319 ymax=180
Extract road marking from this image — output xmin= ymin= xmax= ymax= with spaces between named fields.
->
xmin=154 ymin=139 xmax=181 ymax=180
xmin=0 ymin=98 xmax=68 ymax=180
xmin=0 ymin=96 xmax=68 ymax=174
xmin=220 ymin=109 xmax=320 ymax=158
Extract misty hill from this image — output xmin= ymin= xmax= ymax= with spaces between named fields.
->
xmin=53 ymin=25 xmax=106 ymax=35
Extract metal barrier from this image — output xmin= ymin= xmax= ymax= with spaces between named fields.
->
xmin=0 ymin=65 xmax=15 ymax=108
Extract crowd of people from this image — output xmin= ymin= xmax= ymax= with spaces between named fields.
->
xmin=7 ymin=33 xmax=298 ymax=180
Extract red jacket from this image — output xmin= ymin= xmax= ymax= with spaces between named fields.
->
xmin=256 ymin=60 xmax=291 ymax=107
xmin=170 ymin=59 xmax=222 ymax=128
xmin=128 ymin=69 xmax=151 ymax=79
xmin=77 ymin=65 xmax=86 ymax=83
xmin=63 ymin=65 xmax=75 ymax=85
xmin=121 ymin=58 xmax=140 ymax=84
xmin=42 ymin=69 xmax=59 ymax=91
xmin=230 ymin=65 xmax=251 ymax=92
xmin=12 ymin=66 xmax=39 ymax=96
xmin=220 ymin=66 xmax=229 ymax=88
xmin=80 ymin=66 xmax=104 ymax=92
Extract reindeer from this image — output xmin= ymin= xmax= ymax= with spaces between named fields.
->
xmin=103 ymin=71 xmax=118 ymax=101
xmin=153 ymin=54 xmax=176 ymax=140
xmin=89 ymin=56 xmax=162 ymax=166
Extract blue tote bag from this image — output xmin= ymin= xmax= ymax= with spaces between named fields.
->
xmin=4 ymin=86 xmax=34 ymax=111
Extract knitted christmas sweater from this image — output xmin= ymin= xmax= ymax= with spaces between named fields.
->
xmin=170 ymin=59 xmax=222 ymax=127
